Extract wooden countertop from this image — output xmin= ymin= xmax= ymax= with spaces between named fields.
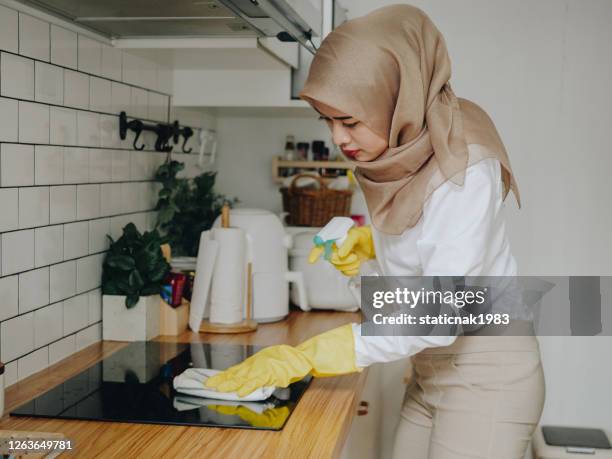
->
xmin=0 ymin=310 xmax=367 ymax=458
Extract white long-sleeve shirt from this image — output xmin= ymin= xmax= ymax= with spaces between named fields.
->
xmin=351 ymin=151 xmax=518 ymax=367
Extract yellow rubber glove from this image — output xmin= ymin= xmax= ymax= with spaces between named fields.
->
xmin=308 ymin=226 xmax=376 ymax=277
xmin=207 ymin=405 xmax=290 ymax=429
xmin=204 ymin=323 xmax=362 ymax=397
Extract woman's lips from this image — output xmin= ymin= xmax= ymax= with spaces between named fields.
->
xmin=342 ymin=149 xmax=360 ymax=158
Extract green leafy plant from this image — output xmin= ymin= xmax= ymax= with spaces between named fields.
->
xmin=154 ymin=160 xmax=185 ymax=227
xmin=154 ymin=160 xmax=239 ymax=256
xmin=102 ymin=223 xmax=171 ymax=308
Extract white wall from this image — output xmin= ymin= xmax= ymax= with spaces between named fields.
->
xmin=215 ymin=109 xmax=331 ymax=212
xmin=0 ymin=3 xmax=211 ymax=387
xmin=214 ymin=0 xmax=612 ymax=438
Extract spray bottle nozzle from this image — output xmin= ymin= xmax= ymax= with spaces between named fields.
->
xmin=311 ymin=216 xmax=355 ymax=263
xmin=313 ymin=235 xmax=336 ymax=261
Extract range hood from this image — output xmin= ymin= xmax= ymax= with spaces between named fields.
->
xmin=16 ymin=0 xmax=322 ymax=53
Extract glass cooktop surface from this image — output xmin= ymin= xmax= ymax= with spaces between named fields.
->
xmin=11 ymin=341 xmax=312 ymax=431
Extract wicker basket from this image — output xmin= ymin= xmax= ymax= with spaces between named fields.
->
xmin=280 ymin=174 xmax=353 ymax=227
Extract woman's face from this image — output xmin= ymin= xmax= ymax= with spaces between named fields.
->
xmin=311 ymin=99 xmax=388 ymax=161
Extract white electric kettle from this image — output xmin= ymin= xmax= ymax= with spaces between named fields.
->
xmin=212 ymin=208 xmax=309 ymax=322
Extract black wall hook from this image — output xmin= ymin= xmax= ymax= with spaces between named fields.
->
xmin=119 ymin=111 xmax=194 ymax=153
xmin=179 ymin=127 xmax=193 ymax=153
xmin=119 ymin=112 xmax=146 ymax=150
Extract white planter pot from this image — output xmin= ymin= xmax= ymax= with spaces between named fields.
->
xmin=102 ymin=295 xmax=160 ymax=341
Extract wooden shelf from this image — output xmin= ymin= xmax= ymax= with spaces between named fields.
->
xmin=272 ymin=156 xmax=354 ymax=184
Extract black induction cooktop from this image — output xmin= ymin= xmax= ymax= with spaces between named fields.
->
xmin=11 ymin=341 xmax=312 ymax=431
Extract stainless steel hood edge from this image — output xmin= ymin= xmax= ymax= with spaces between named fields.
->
xmin=13 ymin=0 xmax=321 ymax=54
xmin=218 ymin=0 xmax=319 ymax=54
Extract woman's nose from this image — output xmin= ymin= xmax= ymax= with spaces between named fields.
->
xmin=331 ymin=122 xmax=351 ymax=146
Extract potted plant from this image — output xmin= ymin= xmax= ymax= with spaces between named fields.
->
xmin=102 ymin=223 xmax=171 ymax=341
xmin=154 ymin=160 xmax=239 ymax=257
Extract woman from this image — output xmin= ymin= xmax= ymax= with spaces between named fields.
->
xmin=206 ymin=5 xmax=545 ymax=458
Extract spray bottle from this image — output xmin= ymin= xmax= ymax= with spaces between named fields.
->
xmin=311 ymin=217 xmax=381 ymax=306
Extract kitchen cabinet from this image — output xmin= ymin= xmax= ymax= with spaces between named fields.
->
xmin=115 ymin=37 xmax=305 ymax=108
xmin=379 ymin=359 xmax=414 ymax=459
xmin=113 ymin=0 xmax=346 ymax=109
xmin=340 ymin=359 xmax=412 ymax=459
xmin=14 ymin=0 xmax=344 ymax=109
xmin=340 ymin=363 xmax=382 ymax=459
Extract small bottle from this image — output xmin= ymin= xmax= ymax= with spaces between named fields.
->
xmin=311 ymin=140 xmax=325 ymax=161
xmin=321 ymin=147 xmax=340 ymax=177
xmin=297 ymin=142 xmax=309 ymax=161
xmin=296 ymin=142 xmax=309 ymax=174
xmin=283 ymin=135 xmax=296 ymax=176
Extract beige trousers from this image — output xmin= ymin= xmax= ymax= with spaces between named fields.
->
xmin=391 ymin=336 xmax=545 ymax=459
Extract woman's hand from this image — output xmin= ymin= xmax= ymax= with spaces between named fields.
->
xmin=204 ymin=323 xmax=362 ymax=397
xmin=204 ymin=345 xmax=313 ymax=397
xmin=308 ymin=226 xmax=376 ymax=276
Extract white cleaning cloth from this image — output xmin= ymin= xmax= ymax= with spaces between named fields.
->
xmin=173 ymin=394 xmax=276 ymax=413
xmin=173 ymin=368 xmax=277 ymax=402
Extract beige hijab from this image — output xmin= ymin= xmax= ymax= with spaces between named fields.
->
xmin=299 ymin=4 xmax=521 ymax=235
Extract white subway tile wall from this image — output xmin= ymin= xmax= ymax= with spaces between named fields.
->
xmin=77 ymin=35 xmax=101 ymax=75
xmin=35 ymin=145 xmax=64 ymax=185
xmin=18 ymin=267 xmax=50 ymax=314
xmin=50 ymin=25 xmax=77 ymax=69
xmin=63 ymin=221 xmax=89 ymax=260
xmin=18 ymin=14 xmax=49 ymax=61
xmin=49 ymin=107 xmax=77 ymax=145
xmin=0 ymin=275 xmax=19 ymax=321
xmin=35 ymin=62 xmax=64 ymax=105
xmin=49 ymin=261 xmax=76 ymax=303
xmin=0 ymin=188 xmax=18 ymax=232
xmin=49 ymin=334 xmax=76 ymax=365
xmin=49 ymin=185 xmax=76 ymax=224
xmin=18 ymin=346 xmax=49 ymax=380
xmin=89 ymin=77 xmax=111 ymax=113
xmin=63 ymin=70 xmax=89 ymax=109
xmin=0 ymin=7 xmax=19 ymax=54
xmin=1 ymin=143 xmax=34 ymax=186
xmin=0 ymin=6 xmax=185 ymax=390
xmin=1 ymin=53 xmax=35 ymax=100
xmin=1 ymin=313 xmax=34 ymax=362
xmin=18 ymin=101 xmax=50 ymax=143
xmin=34 ymin=301 xmax=63 ymax=348
xmin=2 ymin=229 xmax=35 ymax=275
xmin=101 ymin=45 xmax=122 ymax=81
xmin=18 ymin=186 xmax=49 ymax=228
xmin=0 ymin=97 xmax=19 ymax=141
xmin=63 ymin=293 xmax=88 ymax=335
xmin=34 ymin=225 xmax=63 ymax=267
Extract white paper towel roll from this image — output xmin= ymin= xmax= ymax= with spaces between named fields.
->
xmin=188 ymin=230 xmax=219 ymax=332
xmin=209 ymin=227 xmax=246 ymax=324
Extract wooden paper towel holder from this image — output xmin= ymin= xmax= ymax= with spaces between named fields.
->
xmin=199 ymin=203 xmax=258 ymax=334
xmin=199 ymin=261 xmax=258 ymax=334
